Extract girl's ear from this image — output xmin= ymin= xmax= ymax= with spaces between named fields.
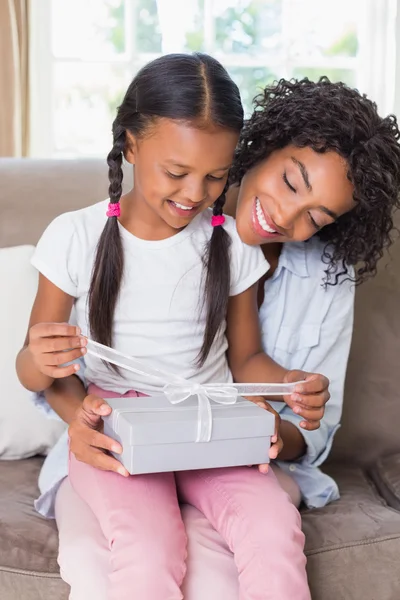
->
xmin=124 ymin=131 xmax=138 ymax=165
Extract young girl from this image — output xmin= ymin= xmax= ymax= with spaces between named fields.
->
xmin=17 ymin=54 xmax=329 ymax=600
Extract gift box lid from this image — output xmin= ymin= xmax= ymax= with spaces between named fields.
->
xmin=103 ymin=394 xmax=275 ymax=446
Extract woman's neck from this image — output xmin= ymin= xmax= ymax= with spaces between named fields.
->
xmin=261 ymin=243 xmax=283 ymax=279
xmin=256 ymin=243 xmax=283 ymax=308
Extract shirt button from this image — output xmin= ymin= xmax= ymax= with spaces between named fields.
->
xmin=289 ymin=464 xmax=296 ymax=472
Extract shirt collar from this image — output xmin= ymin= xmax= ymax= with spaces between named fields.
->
xmin=273 ymin=241 xmax=309 ymax=279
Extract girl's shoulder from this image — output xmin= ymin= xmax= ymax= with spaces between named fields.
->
xmin=40 ymin=199 xmax=109 ymax=247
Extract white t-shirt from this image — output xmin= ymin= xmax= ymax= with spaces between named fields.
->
xmin=32 ymin=200 xmax=268 ymax=394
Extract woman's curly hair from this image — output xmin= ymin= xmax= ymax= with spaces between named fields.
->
xmin=230 ymin=77 xmax=400 ymax=284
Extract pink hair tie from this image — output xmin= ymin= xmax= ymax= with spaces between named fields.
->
xmin=211 ymin=214 xmax=225 ymax=227
xmin=106 ymin=202 xmax=121 ymax=218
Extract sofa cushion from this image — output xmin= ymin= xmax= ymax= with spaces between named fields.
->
xmin=304 ymin=463 xmax=400 ymax=600
xmin=0 ymin=245 xmax=66 ymax=459
xmin=0 ymin=458 xmax=61 ymax=573
xmin=1 ymin=459 xmax=400 ymax=600
xmin=369 ymin=452 xmax=400 ymax=511
xmin=0 ymin=458 xmax=68 ymax=599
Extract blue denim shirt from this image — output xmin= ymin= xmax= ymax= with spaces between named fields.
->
xmin=33 ymin=236 xmax=354 ymax=517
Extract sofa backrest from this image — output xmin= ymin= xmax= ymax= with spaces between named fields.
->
xmin=331 ymin=217 xmax=400 ymax=465
xmin=1 ymin=158 xmax=399 ymax=466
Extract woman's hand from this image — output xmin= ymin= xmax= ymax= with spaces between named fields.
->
xmin=27 ymin=322 xmax=87 ymax=378
xmin=283 ymin=370 xmax=330 ymax=430
xmin=68 ymin=394 xmax=129 ymax=477
xmin=247 ymin=397 xmax=283 ymax=474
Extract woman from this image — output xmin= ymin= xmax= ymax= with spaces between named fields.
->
xmin=33 ymin=78 xmax=400 ymax=599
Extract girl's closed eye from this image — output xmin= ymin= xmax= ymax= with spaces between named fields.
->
xmin=283 ymin=171 xmax=296 ymax=193
xmin=166 ymin=171 xmax=186 ymax=179
xmin=166 ymin=171 xmax=225 ymax=182
xmin=207 ymin=174 xmax=225 ymax=181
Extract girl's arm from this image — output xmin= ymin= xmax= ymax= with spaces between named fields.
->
xmin=44 ymin=374 xmax=86 ymax=424
xmin=41 ymin=373 xmax=128 ymax=476
xmin=278 ymin=421 xmax=307 ymax=461
xmin=16 ymin=274 xmax=85 ymax=392
xmin=226 ymin=283 xmax=329 ymax=430
xmin=226 ymin=283 xmax=288 ymax=383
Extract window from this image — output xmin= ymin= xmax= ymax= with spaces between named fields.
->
xmin=30 ymin=0 xmax=397 ymax=157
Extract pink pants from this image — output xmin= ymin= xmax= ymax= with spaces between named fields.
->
xmin=68 ymin=387 xmax=310 ymax=600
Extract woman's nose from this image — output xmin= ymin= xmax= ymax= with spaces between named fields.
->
xmin=272 ymin=202 xmax=299 ymax=232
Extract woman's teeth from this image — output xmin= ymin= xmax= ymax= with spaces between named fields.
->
xmin=172 ymin=201 xmax=194 ymax=211
xmin=255 ymin=198 xmax=277 ymax=233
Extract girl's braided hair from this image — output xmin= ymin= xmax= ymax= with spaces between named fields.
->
xmin=88 ymin=53 xmax=243 ymax=364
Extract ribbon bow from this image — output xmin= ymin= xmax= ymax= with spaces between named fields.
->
xmin=163 ymin=382 xmax=238 ymax=442
xmin=85 ymin=339 xmax=301 ymax=444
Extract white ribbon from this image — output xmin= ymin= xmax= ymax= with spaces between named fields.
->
xmin=163 ymin=382 xmax=238 ymax=442
xmin=86 ymin=339 xmax=301 ymax=443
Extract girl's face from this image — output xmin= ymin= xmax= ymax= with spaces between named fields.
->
xmin=124 ymin=118 xmax=239 ymax=236
xmin=236 ymin=145 xmax=355 ymax=245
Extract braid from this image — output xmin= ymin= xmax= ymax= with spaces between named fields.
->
xmin=198 ymin=184 xmax=231 ymax=366
xmin=88 ymin=127 xmax=126 ymax=350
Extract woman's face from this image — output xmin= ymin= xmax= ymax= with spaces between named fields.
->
xmin=235 ymin=145 xmax=355 ymax=245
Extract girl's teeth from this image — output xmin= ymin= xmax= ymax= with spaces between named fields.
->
xmin=173 ymin=202 xmax=193 ymax=211
xmin=255 ymin=198 xmax=277 ymax=233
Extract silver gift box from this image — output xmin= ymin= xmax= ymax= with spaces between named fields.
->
xmin=102 ymin=394 xmax=275 ymax=475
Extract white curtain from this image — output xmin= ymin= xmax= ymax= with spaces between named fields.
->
xmin=0 ymin=0 xmax=30 ymax=157
xmin=357 ymin=0 xmax=397 ymax=116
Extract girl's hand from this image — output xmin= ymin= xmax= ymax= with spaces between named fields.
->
xmin=246 ymin=397 xmax=283 ymax=474
xmin=68 ymin=394 xmax=129 ymax=477
xmin=283 ymin=370 xmax=330 ymax=431
xmin=27 ymin=322 xmax=87 ymax=378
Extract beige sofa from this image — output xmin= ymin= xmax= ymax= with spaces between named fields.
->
xmin=1 ymin=158 xmax=400 ymax=600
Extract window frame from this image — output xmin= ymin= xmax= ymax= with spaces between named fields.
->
xmin=29 ymin=0 xmax=398 ymax=157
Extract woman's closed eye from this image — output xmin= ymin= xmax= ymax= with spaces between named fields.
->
xmin=283 ymin=171 xmax=296 ymax=193
xmin=308 ymin=212 xmax=322 ymax=230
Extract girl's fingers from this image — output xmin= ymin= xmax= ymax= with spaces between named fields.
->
xmin=82 ymin=394 xmax=112 ymax=417
xmin=292 ymin=405 xmax=324 ymax=422
xmin=73 ymin=425 xmax=122 ymax=454
xmin=44 ymin=347 xmax=86 ymax=366
xmin=38 ymin=335 xmax=86 ymax=353
xmin=287 ymin=392 xmax=329 ymax=409
xmin=41 ymin=363 xmax=80 ymax=379
xmin=72 ymin=446 xmax=128 ymax=476
xmin=30 ymin=323 xmax=80 ymax=340
xmin=299 ymin=419 xmax=321 ymax=431
xmin=294 ymin=376 xmax=329 ymax=395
